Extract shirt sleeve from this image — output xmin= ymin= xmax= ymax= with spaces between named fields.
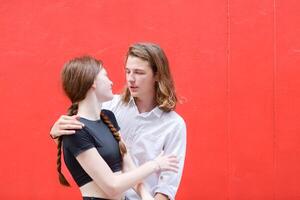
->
xmin=102 ymin=95 xmax=120 ymax=111
xmin=63 ymin=128 xmax=96 ymax=157
xmin=152 ymin=118 xmax=187 ymax=200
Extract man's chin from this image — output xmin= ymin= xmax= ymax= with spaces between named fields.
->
xmin=129 ymin=91 xmax=139 ymax=98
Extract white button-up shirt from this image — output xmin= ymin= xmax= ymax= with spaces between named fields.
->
xmin=103 ymin=95 xmax=186 ymax=200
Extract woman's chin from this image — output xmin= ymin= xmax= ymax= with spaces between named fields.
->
xmin=104 ymin=95 xmax=114 ymax=102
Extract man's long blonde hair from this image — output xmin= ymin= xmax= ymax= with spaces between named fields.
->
xmin=122 ymin=43 xmax=177 ymax=112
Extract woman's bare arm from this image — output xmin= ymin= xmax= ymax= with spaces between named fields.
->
xmin=76 ymin=148 xmax=178 ymax=197
xmin=122 ymin=150 xmax=154 ymax=200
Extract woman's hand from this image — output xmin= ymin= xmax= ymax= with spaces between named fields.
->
xmin=142 ymin=196 xmax=154 ymax=200
xmin=50 ymin=115 xmax=84 ymax=138
xmin=153 ymin=152 xmax=179 ymax=173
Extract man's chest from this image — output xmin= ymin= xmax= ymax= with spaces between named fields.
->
xmin=114 ymin=108 xmax=168 ymax=163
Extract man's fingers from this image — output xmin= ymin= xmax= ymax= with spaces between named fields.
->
xmin=61 ymin=115 xmax=82 ymax=123
xmin=61 ymin=115 xmax=75 ymax=120
xmin=59 ymin=130 xmax=76 ymax=135
xmin=61 ymin=120 xmax=83 ymax=126
xmin=59 ymin=124 xmax=83 ymax=130
xmin=71 ymin=114 xmax=81 ymax=120
xmin=59 ymin=119 xmax=84 ymax=126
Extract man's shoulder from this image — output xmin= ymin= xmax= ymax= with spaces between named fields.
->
xmin=162 ymin=110 xmax=186 ymax=126
xmin=163 ymin=110 xmax=185 ymax=121
xmin=102 ymin=94 xmax=124 ymax=110
xmin=111 ymin=94 xmax=122 ymax=103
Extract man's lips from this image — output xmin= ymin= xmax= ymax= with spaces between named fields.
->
xmin=129 ymin=86 xmax=138 ymax=90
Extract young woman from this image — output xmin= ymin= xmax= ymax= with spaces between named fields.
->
xmin=56 ymin=56 xmax=179 ymax=200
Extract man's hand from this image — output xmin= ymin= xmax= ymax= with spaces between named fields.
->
xmin=50 ymin=115 xmax=84 ymax=138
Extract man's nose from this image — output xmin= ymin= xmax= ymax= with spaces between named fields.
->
xmin=127 ymin=73 xmax=135 ymax=82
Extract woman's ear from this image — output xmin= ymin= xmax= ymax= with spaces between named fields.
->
xmin=91 ymin=81 xmax=96 ymax=89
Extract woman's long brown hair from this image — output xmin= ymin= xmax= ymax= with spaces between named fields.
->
xmin=56 ymin=56 xmax=126 ymax=186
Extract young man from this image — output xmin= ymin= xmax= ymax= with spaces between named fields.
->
xmin=50 ymin=43 xmax=186 ymax=200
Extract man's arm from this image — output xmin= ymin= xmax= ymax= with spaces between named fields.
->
xmin=50 ymin=95 xmax=119 ymax=139
xmin=122 ymin=140 xmax=154 ymax=200
xmin=153 ymin=118 xmax=187 ymax=200
xmin=50 ymin=115 xmax=84 ymax=139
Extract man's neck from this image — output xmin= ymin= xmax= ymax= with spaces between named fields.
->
xmin=135 ymin=96 xmax=156 ymax=113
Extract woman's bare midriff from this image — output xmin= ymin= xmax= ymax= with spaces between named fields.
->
xmin=79 ymin=171 xmax=123 ymax=200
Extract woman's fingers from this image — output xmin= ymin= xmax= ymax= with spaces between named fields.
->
xmin=166 ymin=155 xmax=177 ymax=159
xmin=154 ymin=153 xmax=180 ymax=173
xmin=164 ymin=165 xmax=178 ymax=173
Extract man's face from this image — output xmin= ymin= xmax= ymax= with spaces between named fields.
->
xmin=125 ymin=56 xmax=156 ymax=99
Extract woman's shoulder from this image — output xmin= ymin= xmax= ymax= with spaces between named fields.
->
xmin=62 ymin=126 xmax=91 ymax=142
xmin=101 ymin=109 xmax=120 ymax=131
xmin=101 ymin=108 xmax=113 ymax=114
xmin=102 ymin=108 xmax=119 ymax=121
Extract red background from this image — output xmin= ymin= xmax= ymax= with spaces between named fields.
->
xmin=0 ymin=0 xmax=300 ymax=199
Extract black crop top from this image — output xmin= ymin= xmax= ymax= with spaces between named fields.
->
xmin=62 ymin=109 xmax=122 ymax=187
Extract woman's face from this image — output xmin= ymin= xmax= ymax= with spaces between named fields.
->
xmin=94 ymin=68 xmax=113 ymax=102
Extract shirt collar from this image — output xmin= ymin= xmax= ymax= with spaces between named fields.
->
xmin=151 ymin=106 xmax=164 ymax=118
xmin=129 ymin=96 xmax=164 ymax=118
xmin=128 ymin=96 xmax=135 ymax=105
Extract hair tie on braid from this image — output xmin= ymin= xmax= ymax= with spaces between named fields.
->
xmin=100 ymin=112 xmax=127 ymax=156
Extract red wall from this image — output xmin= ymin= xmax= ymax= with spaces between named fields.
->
xmin=0 ymin=0 xmax=299 ymax=199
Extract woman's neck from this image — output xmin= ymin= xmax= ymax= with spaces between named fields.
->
xmin=77 ymin=92 xmax=102 ymax=120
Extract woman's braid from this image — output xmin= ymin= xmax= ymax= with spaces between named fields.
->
xmin=100 ymin=112 xmax=127 ymax=156
xmin=56 ymin=103 xmax=78 ymax=186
